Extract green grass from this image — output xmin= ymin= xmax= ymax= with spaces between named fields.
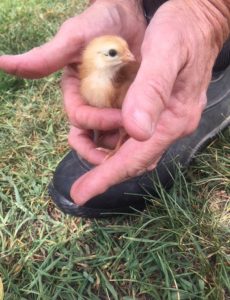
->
xmin=0 ymin=1 xmax=229 ymax=299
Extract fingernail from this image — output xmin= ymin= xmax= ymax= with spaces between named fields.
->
xmin=132 ymin=110 xmax=154 ymax=137
xmin=70 ymin=178 xmax=89 ymax=206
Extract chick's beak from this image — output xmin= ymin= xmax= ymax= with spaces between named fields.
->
xmin=122 ymin=50 xmax=135 ymax=62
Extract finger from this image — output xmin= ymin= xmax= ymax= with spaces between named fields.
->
xmin=70 ymin=90 xmax=205 ymax=206
xmin=62 ymin=67 xmax=123 ymax=130
xmin=70 ymin=142 xmax=134 ymax=206
xmin=0 ymin=19 xmax=82 ymax=78
xmin=122 ymin=20 xmax=187 ymax=141
xmin=70 ymin=136 xmax=164 ymax=206
xmin=68 ymin=126 xmax=107 ymax=165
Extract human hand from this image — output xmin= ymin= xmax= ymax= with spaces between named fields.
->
xmin=0 ymin=0 xmax=146 ymax=164
xmin=69 ymin=0 xmax=230 ymax=205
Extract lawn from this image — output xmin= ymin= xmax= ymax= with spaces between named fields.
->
xmin=0 ymin=1 xmax=229 ymax=299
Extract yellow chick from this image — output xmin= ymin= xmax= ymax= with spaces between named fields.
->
xmin=79 ymin=35 xmax=138 ymax=155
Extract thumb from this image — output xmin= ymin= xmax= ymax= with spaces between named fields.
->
xmin=0 ymin=19 xmax=83 ymax=79
xmin=123 ymin=23 xmax=185 ymax=141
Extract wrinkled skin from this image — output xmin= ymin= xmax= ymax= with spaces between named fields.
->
xmin=0 ymin=0 xmax=228 ymax=205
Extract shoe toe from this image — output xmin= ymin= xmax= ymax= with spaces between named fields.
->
xmin=50 ymin=151 xmax=148 ymax=216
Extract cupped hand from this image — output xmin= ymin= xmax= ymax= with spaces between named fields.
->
xmin=70 ymin=0 xmax=229 ymax=205
xmin=0 ymin=0 xmax=146 ymax=163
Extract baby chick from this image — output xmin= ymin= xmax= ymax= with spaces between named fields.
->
xmin=79 ymin=35 xmax=138 ymax=156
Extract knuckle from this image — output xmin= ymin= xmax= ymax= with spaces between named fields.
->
xmin=149 ymin=79 xmax=169 ymax=106
xmin=75 ymin=108 xmax=94 ymax=129
xmin=142 ymin=76 xmax=170 ymax=109
xmin=126 ymin=159 xmax=149 ymax=178
xmin=67 ymin=134 xmax=74 ymax=148
xmin=68 ymin=140 xmax=74 ymax=149
xmin=165 ymin=102 xmax=201 ymax=138
xmin=59 ymin=18 xmax=75 ymax=35
xmin=183 ymin=123 xmax=196 ymax=136
xmin=65 ymin=109 xmax=78 ymax=126
xmin=74 ymin=113 xmax=84 ymax=128
xmin=59 ymin=18 xmax=84 ymax=47
xmin=126 ymin=168 xmax=139 ymax=178
xmin=182 ymin=112 xmax=200 ymax=136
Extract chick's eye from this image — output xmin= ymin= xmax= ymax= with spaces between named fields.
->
xmin=108 ymin=49 xmax=117 ymax=57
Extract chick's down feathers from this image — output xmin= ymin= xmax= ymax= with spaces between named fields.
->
xmin=79 ymin=35 xmax=138 ymax=109
xmin=79 ymin=35 xmax=139 ymax=155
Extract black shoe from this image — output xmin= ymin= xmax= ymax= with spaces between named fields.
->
xmin=49 ymin=63 xmax=230 ymax=218
xmin=50 ymin=2 xmax=230 ymax=218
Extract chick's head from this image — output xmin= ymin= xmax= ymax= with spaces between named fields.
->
xmin=82 ymin=35 xmax=135 ymax=71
